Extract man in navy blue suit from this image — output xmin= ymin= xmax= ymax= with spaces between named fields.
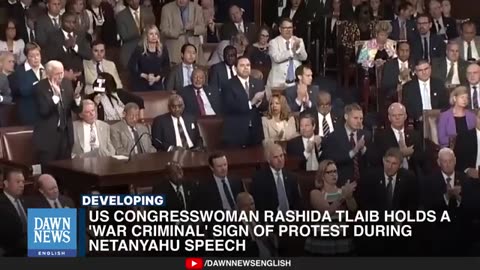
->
xmin=408 ymin=13 xmax=446 ymax=63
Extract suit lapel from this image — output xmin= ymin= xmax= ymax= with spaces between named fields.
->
xmin=440 ymin=59 xmax=447 ymax=78
xmin=78 ymin=122 xmax=85 ymax=151
xmin=167 ymin=116 xmax=176 ymax=144
xmin=178 ymin=65 xmax=184 ymax=89
xmin=121 ymin=122 xmax=133 ymax=150
xmin=386 ymin=127 xmax=399 ymax=147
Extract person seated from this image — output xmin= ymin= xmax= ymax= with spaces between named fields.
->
xmin=287 ymin=113 xmax=322 ymax=171
xmin=28 ymin=174 xmax=75 ymax=208
xmin=87 ymin=72 xmax=145 ymax=121
xmin=428 ymin=0 xmax=458 ymax=40
xmin=219 ymin=4 xmax=257 ymax=42
xmin=72 ymin=99 xmax=116 ymax=158
xmin=152 ymin=161 xmax=194 ymax=211
xmin=151 ymin=94 xmax=203 ymax=152
xmin=262 ymin=94 xmax=298 ymax=144
xmin=431 ymin=42 xmax=468 ymax=87
xmin=128 ymin=25 xmax=170 ymax=91
xmin=437 ymin=86 xmax=476 ymax=148
xmin=110 ymin=102 xmax=156 ymax=156
xmin=208 ymin=32 xmax=248 ymax=66
xmin=178 ymin=68 xmax=222 ymax=117
xmin=381 ymin=41 xmax=414 ymax=100
xmin=389 ymin=1 xmax=416 ymax=41
xmin=357 ymin=21 xmax=397 ymax=72
xmin=244 ymin=26 xmax=271 ymax=73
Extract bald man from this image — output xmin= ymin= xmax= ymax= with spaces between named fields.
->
xmin=465 ymin=63 xmax=480 ymax=110
xmin=373 ymin=102 xmax=424 ymax=170
xmin=30 ymin=174 xmax=75 ymax=208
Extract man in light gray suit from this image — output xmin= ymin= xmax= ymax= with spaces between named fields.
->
xmin=454 ymin=21 xmax=480 ymax=62
xmin=110 ymin=102 xmax=156 ymax=156
xmin=0 ymin=72 xmax=13 ymax=104
xmin=72 ymin=99 xmax=116 ymax=158
xmin=116 ymin=0 xmax=155 ymax=68
xmin=35 ymin=0 xmax=62 ymax=50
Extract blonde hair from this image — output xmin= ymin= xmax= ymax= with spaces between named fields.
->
xmin=314 ymin=160 xmax=336 ymax=190
xmin=375 ymin=20 xmax=393 ymax=35
xmin=231 ymin=33 xmax=249 ymax=54
xmin=449 ymin=86 xmax=469 ymax=106
xmin=141 ymin=25 xmax=163 ymax=56
xmin=0 ymin=51 xmax=14 ymax=72
xmin=266 ymin=94 xmax=291 ymax=121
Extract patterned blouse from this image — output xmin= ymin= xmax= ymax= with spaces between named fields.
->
xmin=340 ymin=21 xmax=377 ymax=50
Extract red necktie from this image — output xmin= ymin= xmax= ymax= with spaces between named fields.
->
xmin=350 ymin=132 xmax=360 ymax=182
xmin=196 ymin=89 xmax=206 ymax=116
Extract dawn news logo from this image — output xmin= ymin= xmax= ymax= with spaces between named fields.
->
xmin=27 ymin=208 xmax=77 ymax=257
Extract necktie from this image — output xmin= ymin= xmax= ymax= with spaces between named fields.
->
xmin=398 ymin=130 xmax=407 ymax=148
xmin=177 ymin=117 xmax=189 ymax=148
xmin=237 ymin=23 xmax=243 ymax=33
xmin=322 ymin=116 xmax=330 ymax=136
xmin=306 ymin=138 xmax=319 ymax=171
xmin=446 ymin=177 xmax=457 ymax=209
xmin=131 ymin=126 xmax=144 ymax=154
xmin=176 ymin=186 xmax=185 ymax=210
xmin=244 ymin=80 xmax=250 ymax=98
xmin=350 ymin=132 xmax=360 ymax=182
xmin=436 ymin=20 xmax=442 ymax=33
xmin=134 ymin=10 xmax=141 ymax=33
xmin=15 ymin=199 xmax=27 ymax=231
xmin=473 ymin=86 xmax=479 ymax=109
xmin=196 ymin=89 xmax=206 ymax=116
xmin=53 ymin=201 xmax=60 ymax=208
xmin=422 ymin=82 xmax=431 ymax=109
xmin=221 ymin=178 xmax=235 ymax=210
xmin=185 ymin=65 xmax=193 ymax=86
xmin=96 ymin=62 xmax=102 ymax=75
xmin=29 ymin=29 xmax=35 ymax=43
xmin=423 ymin=37 xmax=429 ymax=60
xmin=400 ymin=21 xmax=407 ymax=40
xmin=180 ymin=7 xmax=188 ymax=26
xmin=228 ymin=65 xmax=234 ymax=79
xmin=467 ymin=42 xmax=473 ymax=60
xmin=386 ymin=176 xmax=394 ymax=208
xmin=286 ymin=41 xmax=295 ymax=82
xmin=275 ymin=171 xmax=289 ymax=212
xmin=39 ymin=68 xmax=44 ymax=80
xmin=446 ymin=61 xmax=455 ymax=84
xmin=90 ymin=124 xmax=96 ymax=150
xmin=53 ymin=18 xmax=59 ymax=28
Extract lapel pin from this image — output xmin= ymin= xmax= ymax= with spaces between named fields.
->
xmin=191 ymin=123 xmax=195 ymax=129
xmin=434 ymin=92 xmax=437 ymax=96
xmin=208 ymin=92 xmax=211 ymax=96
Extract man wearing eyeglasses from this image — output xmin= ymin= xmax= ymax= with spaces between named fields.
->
xmin=409 ymin=13 xmax=446 ymax=63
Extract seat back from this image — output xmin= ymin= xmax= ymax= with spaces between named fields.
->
xmin=2 ymin=129 xmax=36 ymax=165
xmin=0 ymin=104 xmax=20 ymax=127
xmin=0 ymin=126 xmax=34 ymax=159
xmin=423 ymin=109 xmax=441 ymax=145
xmin=135 ymin=91 xmax=173 ymax=119
xmin=197 ymin=116 xmax=224 ymax=150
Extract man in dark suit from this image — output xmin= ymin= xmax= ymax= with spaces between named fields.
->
xmin=465 ymin=63 xmax=480 ymax=110
xmin=373 ymin=103 xmax=424 ymax=171
xmin=402 ymin=60 xmax=449 ymax=121
xmin=35 ymin=0 xmax=62 ymax=49
xmin=179 ymin=68 xmax=222 ymax=117
xmin=33 ymin=60 xmax=82 ymax=166
xmin=44 ymin=12 xmax=92 ymax=83
xmin=340 ymin=0 xmax=362 ymax=20
xmin=193 ymin=152 xmax=244 ymax=210
xmin=219 ymin=4 xmax=257 ymax=41
xmin=307 ymin=0 xmax=331 ymax=20
xmin=287 ymin=114 xmax=322 ymax=171
xmin=428 ymin=0 xmax=458 ymax=40
xmin=208 ymin=45 xmax=237 ymax=92
xmin=28 ymin=174 xmax=75 ymax=208
xmin=409 ymin=13 xmax=446 ymax=63
xmin=280 ymin=0 xmax=309 ymax=41
xmin=323 ymin=103 xmax=372 ymax=185
xmin=151 ymin=94 xmax=203 ymax=152
xmin=0 ymin=168 xmax=28 ymax=256
xmin=389 ymin=1 xmax=416 ymax=41
xmin=166 ymin=43 xmax=197 ymax=91
xmin=284 ymin=65 xmax=320 ymax=113
xmin=222 ymin=56 xmax=268 ymax=148
xmin=382 ymin=42 xmax=414 ymax=99
xmin=252 ymin=143 xmax=301 ymax=212
xmin=309 ymin=90 xmax=341 ymax=136
xmin=152 ymin=161 xmax=194 ymax=211
xmin=431 ymin=42 xmax=468 ymax=86
xmin=454 ymin=109 xmax=480 ymax=180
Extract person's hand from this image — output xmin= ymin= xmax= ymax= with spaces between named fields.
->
xmin=342 ymin=180 xmax=357 ymax=199
xmin=400 ymin=145 xmax=414 ymax=157
xmin=466 ymin=168 xmax=479 ymax=179
xmin=313 ymin=135 xmax=322 ymax=148
xmin=65 ymin=35 xmax=76 ymax=48
xmin=354 ymin=135 xmax=365 ymax=153
xmin=292 ymin=37 xmax=300 ymax=51
xmin=73 ymin=71 xmax=82 ymax=79
xmin=74 ymin=81 xmax=83 ymax=98
xmin=305 ymin=140 xmax=315 ymax=153
xmin=154 ymin=75 xmax=161 ymax=82
xmin=50 ymin=79 xmax=61 ymax=96
xmin=147 ymin=74 xmax=156 ymax=85
xmin=251 ymin=91 xmax=265 ymax=105
xmin=208 ymin=19 xmax=215 ymax=32
xmin=93 ymin=93 xmax=102 ymax=105
xmin=447 ymin=185 xmax=462 ymax=200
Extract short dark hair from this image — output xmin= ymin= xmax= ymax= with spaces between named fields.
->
xmin=3 ymin=168 xmax=23 ymax=182
xmin=181 ymin=43 xmax=197 ymax=54
xmin=295 ymin=65 xmax=311 ymax=78
xmin=278 ymin=17 xmax=293 ymax=26
xmin=416 ymin=13 xmax=432 ymax=23
xmin=0 ymin=19 xmax=19 ymax=41
xmin=208 ymin=152 xmax=226 ymax=167
xmin=396 ymin=41 xmax=410 ymax=52
xmin=299 ymin=113 xmax=316 ymax=126
xmin=344 ymin=103 xmax=363 ymax=115
xmin=223 ymin=45 xmax=237 ymax=58
xmin=91 ymin=39 xmax=105 ymax=48
xmin=399 ymin=1 xmax=413 ymax=12
xmin=415 ymin=59 xmax=430 ymax=67
xmin=236 ymin=55 xmax=250 ymax=67
xmin=462 ymin=20 xmax=477 ymax=31
xmin=61 ymin=12 xmax=76 ymax=23
xmin=384 ymin=147 xmax=403 ymax=162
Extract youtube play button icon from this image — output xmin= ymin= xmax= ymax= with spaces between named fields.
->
xmin=185 ymin=258 xmax=203 ymax=269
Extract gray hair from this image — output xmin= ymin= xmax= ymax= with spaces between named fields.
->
xmin=45 ymin=60 xmax=63 ymax=75
xmin=438 ymin=147 xmax=455 ymax=159
xmin=124 ymin=102 xmax=140 ymax=112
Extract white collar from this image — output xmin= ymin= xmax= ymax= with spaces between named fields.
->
xmin=391 ymin=126 xmax=405 ymax=133
xmin=129 ymin=7 xmax=139 ymax=14
xmin=270 ymin=166 xmax=282 ymax=177
xmin=21 ymin=1 xmax=27 ymax=9
xmin=446 ymin=58 xmax=457 ymax=65
xmin=48 ymin=13 xmax=60 ymax=20
xmin=419 ymin=78 xmax=431 ymax=85
xmin=83 ymin=121 xmax=96 ymax=128
xmin=24 ymin=61 xmax=43 ymax=71
xmin=169 ymin=181 xmax=183 ymax=192
xmin=441 ymin=171 xmax=455 ymax=180
xmin=62 ymin=29 xmax=73 ymax=38
xmin=384 ymin=173 xmax=397 ymax=181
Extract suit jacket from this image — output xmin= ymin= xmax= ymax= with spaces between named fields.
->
xmin=389 ymin=18 xmax=416 ymax=41
xmin=284 ymin=84 xmax=320 ymax=112
xmin=0 ymin=193 xmax=27 ymax=256
xmin=45 ymin=30 xmax=92 ymax=72
xmin=286 ymin=135 xmax=322 ymax=170
xmin=310 ymin=110 xmax=341 ymax=136
xmin=322 ymin=126 xmax=372 ymax=186
xmin=280 ymin=5 xmax=309 ymax=41
xmin=262 ymin=116 xmax=298 ymax=143
xmin=160 ymin=1 xmax=206 ymax=64
xmin=409 ymin=32 xmax=446 ymax=63
xmin=33 ymin=79 xmax=80 ymax=156
xmin=152 ymin=180 xmax=195 ymax=211
xmin=166 ymin=63 xmax=198 ymax=91
xmin=222 ymin=76 xmax=268 ymax=147
xmin=14 ymin=62 xmax=42 ymax=125
xmin=208 ymin=61 xmax=235 ymax=91
xmin=178 ymin=85 xmax=222 ymax=117
xmin=381 ymin=58 xmax=414 ymax=98
xmin=116 ymin=7 xmax=154 ymax=67
xmin=35 ymin=14 xmax=60 ymax=49
xmin=90 ymin=2 xmax=119 ymax=47
xmin=72 ymin=120 xmax=116 ymax=157
xmin=251 ymin=167 xmax=301 ymax=211
xmin=267 ymin=35 xmax=308 ymax=88
xmin=430 ymin=16 xmax=458 ymax=40
xmin=219 ymin=21 xmax=257 ymax=42
xmin=340 ymin=4 xmax=356 ymax=20
xmin=373 ymin=126 xmax=424 ymax=169
xmin=437 ymin=108 xmax=476 ymax=147
xmin=151 ymin=113 xmax=203 ymax=151
xmin=110 ymin=120 xmax=156 ymax=156
xmin=83 ymin=59 xmax=123 ymax=95
xmin=454 ymin=36 xmax=480 ymax=61
xmin=359 ymin=168 xmax=419 ymax=211
xmin=307 ymin=0 xmax=332 ymax=19
xmin=431 ymin=57 xmax=468 ymax=86
xmin=402 ymin=78 xmax=449 ymax=121
xmin=454 ymin=128 xmax=478 ymax=172
xmin=27 ymin=194 xmax=75 ymax=208
xmin=9 ymin=2 xmax=28 ymax=43
xmin=0 ymin=73 xmax=13 ymax=104
xmin=192 ymin=175 xmax=244 ymax=210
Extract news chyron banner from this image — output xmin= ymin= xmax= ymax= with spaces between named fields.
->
xmin=27 ymin=194 xmax=454 ymax=257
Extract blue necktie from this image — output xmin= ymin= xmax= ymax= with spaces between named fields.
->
xmin=286 ymin=41 xmax=295 ymax=82
xmin=275 ymin=171 xmax=289 ymax=212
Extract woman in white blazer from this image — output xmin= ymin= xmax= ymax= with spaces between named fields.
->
xmin=0 ymin=19 xmax=26 ymax=65
xmin=262 ymin=94 xmax=298 ymax=144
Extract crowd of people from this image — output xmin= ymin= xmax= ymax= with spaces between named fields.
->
xmin=0 ymin=0 xmax=480 ymax=257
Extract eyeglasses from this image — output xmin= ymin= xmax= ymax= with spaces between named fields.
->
xmin=325 ymin=170 xmax=337 ymax=174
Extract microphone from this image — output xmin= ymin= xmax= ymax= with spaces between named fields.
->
xmin=126 ymin=132 xmax=164 ymax=162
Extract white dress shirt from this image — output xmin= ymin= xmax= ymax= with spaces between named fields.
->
xmin=213 ymin=175 xmax=235 ymax=210
xmin=398 ymin=59 xmax=409 ymax=70
xmin=171 ymin=115 xmax=194 ymax=148
xmin=446 ymin=58 xmax=460 ymax=85
xmin=384 ymin=173 xmax=397 ymax=193
xmin=182 ymin=63 xmax=193 ymax=87
xmin=277 ymin=0 xmax=287 ymax=17
xmin=434 ymin=17 xmax=446 ymax=35
xmin=196 ymin=88 xmax=216 ymax=115
xmin=237 ymin=76 xmax=253 ymax=109
xmin=270 ymin=167 xmax=290 ymax=210
xmin=236 ymin=21 xmax=245 ymax=33
xmin=83 ymin=121 xmax=100 ymax=153
xmin=464 ymin=40 xmax=480 ymax=60
xmin=441 ymin=171 xmax=460 ymax=206
xmin=170 ymin=181 xmax=187 ymax=208
xmin=225 ymin=64 xmax=237 ymax=79
xmin=289 ymin=9 xmax=297 ymax=19
xmin=418 ymin=79 xmax=432 ymax=110
xmin=317 ymin=112 xmax=334 ymax=137
xmin=391 ymin=127 xmax=409 ymax=169
xmin=48 ymin=13 xmax=60 ymax=27
xmin=62 ymin=29 xmax=79 ymax=52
